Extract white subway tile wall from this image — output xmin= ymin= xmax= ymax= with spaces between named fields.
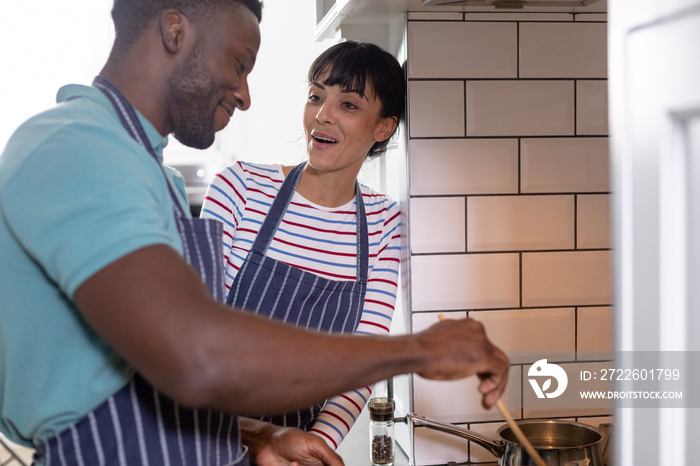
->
xmin=577 ymin=306 xmax=614 ymax=353
xmin=410 ymin=197 xmax=466 ymax=253
xmin=407 ymin=11 xmax=463 ymax=21
xmin=466 ymin=195 xmax=575 ymax=251
xmin=465 ymin=80 xmax=575 ymax=136
xmin=407 ymin=22 xmax=517 ymax=79
xmin=411 ymin=254 xmax=520 ymax=311
xmin=519 ymin=22 xmax=608 ymax=78
xmin=575 ymin=13 xmax=607 ymax=22
xmin=577 ymin=80 xmax=609 ymax=135
xmin=522 ymin=250 xmax=612 ymax=307
xmin=409 ymin=138 xmax=519 ymax=196
xmin=521 ymin=137 xmax=610 ymax=193
xmin=408 ymin=80 xmax=465 ymax=138
xmin=404 ymin=14 xmax=612 ymax=464
xmin=465 ymin=12 xmax=573 ymax=21
xmin=413 ymin=427 xmax=467 ymax=465
xmin=577 ymin=194 xmax=612 ymax=249
xmin=470 ymin=308 xmax=576 ymax=354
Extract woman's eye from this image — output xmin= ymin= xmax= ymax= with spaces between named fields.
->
xmin=342 ymin=102 xmax=358 ymax=110
xmin=308 ymin=94 xmax=322 ymax=103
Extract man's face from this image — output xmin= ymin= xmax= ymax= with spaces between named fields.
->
xmin=167 ymin=7 xmax=260 ymax=149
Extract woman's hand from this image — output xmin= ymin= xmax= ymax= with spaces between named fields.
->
xmin=240 ymin=418 xmax=344 ymax=466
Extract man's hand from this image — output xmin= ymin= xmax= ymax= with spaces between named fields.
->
xmin=240 ymin=418 xmax=344 ymax=466
xmin=414 ymin=317 xmax=509 ymax=409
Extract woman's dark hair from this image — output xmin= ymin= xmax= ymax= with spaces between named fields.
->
xmin=308 ymin=41 xmax=406 ymax=158
xmin=111 ymin=0 xmax=263 ymax=55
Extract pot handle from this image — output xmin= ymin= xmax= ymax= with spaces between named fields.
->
xmin=404 ymin=413 xmax=504 ymax=458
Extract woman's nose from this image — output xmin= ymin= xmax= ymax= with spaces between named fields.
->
xmin=315 ymin=102 xmax=334 ymax=124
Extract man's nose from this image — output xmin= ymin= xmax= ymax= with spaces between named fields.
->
xmin=232 ymin=78 xmax=252 ymax=111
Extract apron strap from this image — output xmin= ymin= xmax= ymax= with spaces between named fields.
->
xmin=93 ymin=75 xmax=188 ymax=219
xmin=249 ymin=162 xmax=369 ymax=285
xmin=250 ymin=162 xmax=305 ymax=255
xmin=355 ymin=183 xmax=369 ymax=284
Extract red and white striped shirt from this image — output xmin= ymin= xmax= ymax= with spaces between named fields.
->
xmin=200 ymin=161 xmax=401 ymax=448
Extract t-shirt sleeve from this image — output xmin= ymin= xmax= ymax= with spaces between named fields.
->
xmin=1 ymin=121 xmax=180 ymax=298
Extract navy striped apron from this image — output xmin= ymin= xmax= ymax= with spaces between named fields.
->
xmin=32 ymin=76 xmax=247 ymax=466
xmin=226 ymin=162 xmax=368 ymax=431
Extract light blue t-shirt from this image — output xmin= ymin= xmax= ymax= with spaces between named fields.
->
xmin=0 ymin=84 xmax=189 ymax=447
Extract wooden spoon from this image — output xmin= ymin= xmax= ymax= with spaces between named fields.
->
xmin=437 ymin=314 xmax=547 ymax=466
xmin=494 ymin=399 xmax=546 ymax=466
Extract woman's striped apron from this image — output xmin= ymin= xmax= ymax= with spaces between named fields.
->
xmin=226 ymin=162 xmax=368 ymax=431
xmin=33 ymin=76 xmax=247 ymax=466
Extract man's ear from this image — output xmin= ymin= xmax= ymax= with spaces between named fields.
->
xmin=159 ymin=10 xmax=188 ymax=55
xmin=374 ymin=116 xmax=399 ymax=143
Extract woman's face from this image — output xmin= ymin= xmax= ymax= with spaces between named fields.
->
xmin=303 ymin=76 xmax=396 ymax=177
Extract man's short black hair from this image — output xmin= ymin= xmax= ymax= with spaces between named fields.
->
xmin=111 ymin=0 xmax=263 ymax=53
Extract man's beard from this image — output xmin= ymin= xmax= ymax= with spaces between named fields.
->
xmin=167 ymin=47 xmax=220 ymax=150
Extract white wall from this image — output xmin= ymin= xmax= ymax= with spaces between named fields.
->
xmin=0 ymin=1 xmax=114 ymax=149
xmin=0 ymin=0 xmax=335 ymax=170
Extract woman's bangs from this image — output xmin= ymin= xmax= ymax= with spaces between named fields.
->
xmin=310 ymin=55 xmax=369 ymax=97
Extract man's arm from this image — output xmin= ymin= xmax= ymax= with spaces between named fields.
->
xmin=74 ymin=244 xmax=508 ymax=415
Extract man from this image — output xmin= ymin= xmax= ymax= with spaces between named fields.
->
xmin=0 ymin=1 xmax=508 ymax=464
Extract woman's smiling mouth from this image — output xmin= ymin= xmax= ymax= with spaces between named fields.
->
xmin=311 ymin=132 xmax=338 ymax=145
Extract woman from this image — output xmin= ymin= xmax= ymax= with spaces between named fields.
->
xmin=200 ymin=41 xmax=404 ymax=449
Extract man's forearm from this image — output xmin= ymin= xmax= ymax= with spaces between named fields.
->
xmin=75 ymin=245 xmax=508 ymax=416
xmin=197 ymin=313 xmax=423 ymax=415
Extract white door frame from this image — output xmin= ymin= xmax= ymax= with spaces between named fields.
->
xmin=609 ymin=1 xmax=700 ymax=464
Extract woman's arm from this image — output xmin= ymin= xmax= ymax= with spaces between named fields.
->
xmin=356 ymin=198 xmax=401 ymax=336
xmin=310 ymin=387 xmax=372 ymax=449
xmin=309 ymin=199 xmax=402 ymax=448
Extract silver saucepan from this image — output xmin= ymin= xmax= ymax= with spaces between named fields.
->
xmin=405 ymin=413 xmax=604 ymax=466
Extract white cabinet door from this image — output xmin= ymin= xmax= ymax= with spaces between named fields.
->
xmin=609 ymin=1 xmax=700 ymax=464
